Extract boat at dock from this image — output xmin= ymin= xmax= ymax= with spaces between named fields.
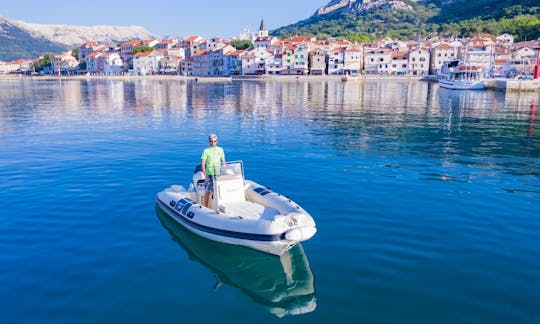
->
xmin=437 ymin=60 xmax=485 ymax=90
xmin=156 ymin=160 xmax=317 ymax=256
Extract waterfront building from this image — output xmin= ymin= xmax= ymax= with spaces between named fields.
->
xmin=86 ymin=52 xmax=102 ymax=74
xmin=209 ymin=45 xmax=236 ymax=76
xmin=430 ymin=42 xmax=459 ymax=74
xmin=390 ymin=51 xmax=409 ymax=75
xmin=52 ymin=52 xmax=79 ymax=75
xmin=408 ymin=47 xmax=430 ymax=76
xmin=309 ymin=49 xmax=326 ymax=75
xmin=132 ymin=51 xmax=162 ymax=75
xmin=241 ymin=54 xmax=257 ymax=75
xmin=344 ymin=47 xmax=362 ymax=76
xmin=101 ymin=52 xmax=124 ymax=75
xmin=0 ymin=59 xmax=34 ymax=74
xmin=192 ymin=49 xmax=211 ymax=76
xmin=266 ymin=53 xmax=283 ymax=75
xmin=327 ymin=47 xmax=345 ymax=75
xmin=180 ymin=58 xmax=194 ymax=76
xmin=364 ymin=47 xmax=391 ymax=75
xmin=160 ymin=55 xmax=182 ymax=74
xmin=240 ymin=47 xmax=273 ymax=75
xmin=292 ymin=42 xmax=310 ymax=75
xmin=223 ymin=50 xmax=246 ymax=75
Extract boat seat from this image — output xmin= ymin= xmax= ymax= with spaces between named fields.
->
xmin=215 ymin=176 xmax=245 ymax=205
xmin=219 ymin=201 xmax=280 ymax=220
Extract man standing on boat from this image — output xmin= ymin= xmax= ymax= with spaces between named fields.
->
xmin=201 ymin=133 xmax=226 ymax=207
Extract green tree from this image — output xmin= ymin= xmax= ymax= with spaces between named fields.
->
xmin=229 ymin=39 xmax=252 ymax=50
xmin=132 ymin=45 xmax=154 ymax=54
xmin=34 ymin=54 xmax=54 ymax=72
xmin=71 ymin=48 xmax=78 ymax=59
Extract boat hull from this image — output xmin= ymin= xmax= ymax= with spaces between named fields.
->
xmin=438 ymin=79 xmax=485 ymax=90
xmin=156 ymin=181 xmax=316 ymax=255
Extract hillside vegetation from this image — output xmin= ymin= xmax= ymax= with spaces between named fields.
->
xmin=273 ymin=0 xmax=540 ymax=42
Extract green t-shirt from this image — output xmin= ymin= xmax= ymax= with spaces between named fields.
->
xmin=201 ymin=146 xmax=225 ymax=176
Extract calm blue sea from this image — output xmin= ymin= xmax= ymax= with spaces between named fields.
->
xmin=1 ymin=78 xmax=539 ymax=323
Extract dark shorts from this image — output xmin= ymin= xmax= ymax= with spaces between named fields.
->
xmin=205 ymin=175 xmax=216 ymax=192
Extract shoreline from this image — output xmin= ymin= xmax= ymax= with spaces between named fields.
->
xmin=0 ymin=73 xmax=428 ymax=83
xmin=2 ymin=74 xmax=539 ymax=91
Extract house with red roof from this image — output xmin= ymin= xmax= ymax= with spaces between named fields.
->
xmin=430 ymin=42 xmax=459 ymax=74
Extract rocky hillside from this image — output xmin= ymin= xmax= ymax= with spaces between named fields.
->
xmin=316 ymin=0 xmax=413 ymax=15
xmin=0 ymin=16 xmax=159 ymax=61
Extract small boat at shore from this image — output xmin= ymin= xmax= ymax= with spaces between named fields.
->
xmin=156 ymin=160 xmax=317 ymax=256
xmin=437 ymin=60 xmax=485 ymax=90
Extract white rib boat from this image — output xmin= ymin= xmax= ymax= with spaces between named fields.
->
xmin=156 ymin=161 xmax=317 ymax=255
xmin=156 ymin=209 xmax=316 ymax=317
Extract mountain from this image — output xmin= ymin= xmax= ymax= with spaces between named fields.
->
xmin=0 ymin=17 xmax=159 ymax=62
xmin=273 ymin=0 xmax=540 ymax=41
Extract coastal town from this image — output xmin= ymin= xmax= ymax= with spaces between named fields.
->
xmin=1 ymin=20 xmax=539 ymax=78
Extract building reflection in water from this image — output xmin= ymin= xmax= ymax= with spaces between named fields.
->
xmin=155 ymin=206 xmax=317 ymax=318
xmin=1 ymin=78 xmax=538 ymax=140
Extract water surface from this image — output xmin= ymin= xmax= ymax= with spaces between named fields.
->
xmin=1 ymin=78 xmax=539 ymax=323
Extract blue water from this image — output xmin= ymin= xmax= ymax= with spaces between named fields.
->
xmin=1 ymin=78 xmax=539 ymax=323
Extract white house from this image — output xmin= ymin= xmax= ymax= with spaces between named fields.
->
xmin=241 ymin=47 xmax=273 ymax=75
xmin=102 ymin=52 xmax=124 ymax=75
xmin=344 ymin=47 xmax=362 ymax=75
xmin=408 ymin=47 xmax=430 ymax=75
xmin=327 ymin=47 xmax=345 ymax=75
xmin=390 ymin=51 xmax=409 ymax=75
xmin=52 ymin=52 xmax=79 ymax=75
xmin=364 ymin=48 xmax=392 ymax=75
xmin=132 ymin=51 xmax=162 ymax=75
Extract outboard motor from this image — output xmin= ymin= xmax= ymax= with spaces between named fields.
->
xmin=193 ymin=165 xmax=206 ymax=204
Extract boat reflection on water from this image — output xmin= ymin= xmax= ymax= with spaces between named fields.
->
xmin=155 ymin=205 xmax=317 ymax=317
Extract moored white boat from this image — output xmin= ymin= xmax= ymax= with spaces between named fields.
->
xmin=437 ymin=60 xmax=485 ymax=90
xmin=156 ymin=161 xmax=317 ymax=255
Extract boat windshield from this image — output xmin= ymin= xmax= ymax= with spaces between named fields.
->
xmin=219 ymin=160 xmax=244 ymax=179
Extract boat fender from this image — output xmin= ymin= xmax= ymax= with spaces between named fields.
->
xmin=284 ymin=227 xmax=317 ymax=241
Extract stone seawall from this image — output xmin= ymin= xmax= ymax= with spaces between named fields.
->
xmin=485 ymin=79 xmax=540 ymax=92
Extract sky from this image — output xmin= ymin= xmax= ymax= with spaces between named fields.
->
xmin=0 ymin=0 xmax=329 ymax=39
